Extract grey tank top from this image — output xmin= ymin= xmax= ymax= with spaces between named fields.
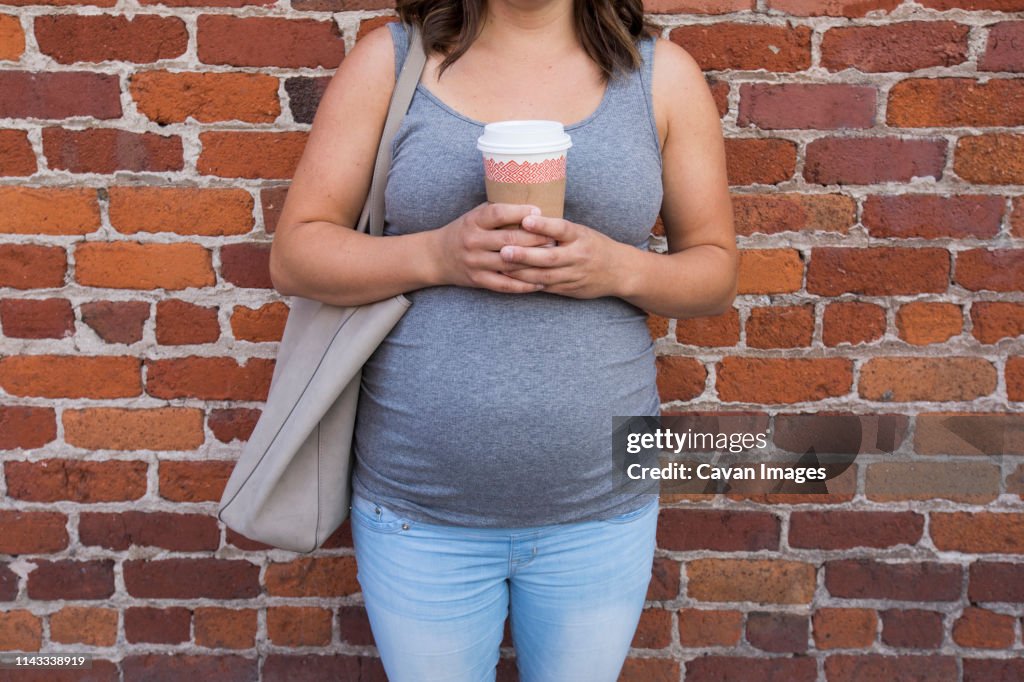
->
xmin=352 ymin=21 xmax=663 ymax=527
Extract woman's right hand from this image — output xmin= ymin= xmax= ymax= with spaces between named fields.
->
xmin=432 ymin=202 xmax=557 ymax=294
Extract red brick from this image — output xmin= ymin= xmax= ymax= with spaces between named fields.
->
xmin=267 ymin=606 xmax=333 ymax=646
xmin=789 ymin=511 xmax=923 ymax=549
xmin=767 ymin=0 xmax=900 ymax=15
xmin=0 ymin=511 xmax=68 ymax=554
xmin=687 ymin=657 xmax=816 ymax=682
xmin=860 ymin=357 xmax=996 ymax=402
xmin=221 ymin=242 xmax=273 ymax=288
xmin=655 ymin=355 xmax=707 ymax=402
xmin=645 ymin=0 xmax=752 ymax=11
xmin=261 ymin=185 xmax=289 ymax=234
xmin=825 ymin=559 xmax=962 ymax=601
xmin=0 ymin=186 xmax=99 ymax=235
xmin=198 ymin=16 xmax=344 ymax=68
xmin=746 ymin=611 xmax=807 ymax=653
xmin=1013 ymin=196 xmax=1024 ymax=237
xmin=980 ymin=21 xmax=1024 ymax=72
xmin=80 ymin=300 xmax=149 ymax=344
xmin=292 ymin=0 xmax=392 ymax=8
xmin=964 ymin=659 xmax=1024 ymax=682
xmin=826 ymin=655 xmax=957 ymax=681
xmin=125 ymin=606 xmax=191 ymax=644
xmin=931 ymin=512 xmax=1024 ymax=553
xmin=716 ymin=357 xmax=852 ymax=404
xmin=49 ymin=607 xmax=118 ymax=647
xmin=35 ymin=15 xmax=186 ymax=63
xmin=648 ymin=557 xmax=681 ymax=601
xmin=675 ymin=309 xmax=739 ymax=347
xmin=262 ymin=654 xmax=385 ymax=682
xmin=232 ymin=302 xmax=288 ymax=342
xmin=678 ymin=609 xmax=742 ymax=647
xmin=337 ymin=606 xmax=374 ymax=646
xmin=807 ymin=247 xmax=949 ymax=295
xmin=265 ymin=556 xmax=359 ymax=597
xmin=863 ymin=194 xmax=1004 ymax=239
xmin=121 ymin=655 xmax=256 ymax=682
xmin=822 ymin=302 xmax=886 ymax=347
xmin=866 ymin=461 xmax=1000 ymax=504
xmin=124 ymin=558 xmax=260 ymax=599
xmin=208 ymin=408 xmax=260 ymax=443
xmin=194 ymin=607 xmax=256 ymax=649
xmin=708 ymin=78 xmax=729 ymax=117
xmin=804 ymin=137 xmax=946 ymax=184
xmin=732 ymin=193 xmax=856 ymax=236
xmin=145 ymin=356 xmax=273 ymax=401
xmin=895 ymin=302 xmax=962 ymax=345
xmin=156 ymin=299 xmax=220 ymax=344
xmin=1008 ymin=357 xmax=1024 ymax=401
xmin=130 ymin=71 xmax=280 ymax=124
xmin=0 ymin=564 xmax=17 ymax=601
xmin=79 ymin=511 xmax=219 ymax=551
xmin=0 ymin=406 xmax=56 ymax=450
xmin=956 ymin=134 xmax=1024 ymax=184
xmin=669 ymin=23 xmax=812 ymax=72
xmin=953 ymin=607 xmax=1015 ymax=649
xmin=5 ymin=459 xmax=147 ymax=502
xmin=738 ymin=248 xmax=803 ymax=294
xmin=0 ymin=298 xmax=74 ymax=338
xmin=0 ymin=129 xmax=34 ymax=175
xmin=724 ymin=138 xmax=796 ymax=185
xmin=0 ymin=71 xmax=121 ymax=119
xmin=745 ymin=304 xmax=813 ymax=348
xmin=0 ymin=14 xmax=24 ymax=60
xmin=739 ymin=83 xmax=875 ymax=129
xmin=812 ymin=608 xmax=877 ymax=649
xmin=630 ymin=610 xmax=677 ymax=651
xmin=822 ymin=21 xmax=969 ymax=72
xmin=920 ymin=0 xmax=1024 ymax=10
xmin=914 ymin=412 xmax=1024 ymax=456
xmin=75 ymin=242 xmax=214 ymax=290
xmin=0 ymin=355 xmax=141 ymax=398
xmin=687 ymin=559 xmax=816 ymax=604
xmin=199 ymin=131 xmax=307 ymax=180
xmin=0 ymin=611 xmax=41 ymax=651
xmin=657 ymin=509 xmax=779 ymax=551
xmin=63 ymin=406 xmax=204 ymax=451
xmin=26 ymin=559 xmax=114 ymax=600
xmin=284 ymin=75 xmax=331 ymax=124
xmin=42 ymin=127 xmax=183 ymax=174
xmin=0 ymin=244 xmax=66 ymax=289
xmin=955 ymin=248 xmax=1024 ymax=292
xmin=159 ymin=459 xmax=233 ymax=502
xmin=969 ymin=561 xmax=1024 ymax=602
xmin=971 ymin=302 xmax=1024 ymax=344
xmin=890 ymin=78 xmax=1024 ymax=128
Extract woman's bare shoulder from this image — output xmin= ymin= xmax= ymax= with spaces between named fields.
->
xmin=650 ymin=38 xmax=719 ymax=148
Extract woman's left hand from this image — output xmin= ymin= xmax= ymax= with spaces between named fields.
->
xmin=497 ymin=214 xmax=629 ymax=299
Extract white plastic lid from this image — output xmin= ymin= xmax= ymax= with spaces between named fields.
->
xmin=476 ymin=120 xmax=572 ymax=155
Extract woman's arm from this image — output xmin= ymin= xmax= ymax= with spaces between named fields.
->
xmin=498 ymin=39 xmax=738 ymax=320
xmin=269 ymin=26 xmax=550 ymax=307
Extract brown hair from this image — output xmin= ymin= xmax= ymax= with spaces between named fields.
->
xmin=396 ymin=0 xmax=657 ymax=82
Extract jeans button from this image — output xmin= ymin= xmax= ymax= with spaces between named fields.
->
xmin=401 ymin=523 xmax=409 ymax=530
xmin=374 ymin=506 xmax=381 ymax=515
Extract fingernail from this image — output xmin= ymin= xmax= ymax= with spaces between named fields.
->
xmin=530 ymin=207 xmax=541 ymax=216
xmin=535 ymin=283 xmax=545 ymax=290
xmin=523 ymin=216 xmax=535 ymax=228
xmin=500 ymin=246 xmax=514 ymax=260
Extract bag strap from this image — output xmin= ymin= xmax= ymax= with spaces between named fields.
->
xmin=356 ymin=22 xmax=427 ymax=237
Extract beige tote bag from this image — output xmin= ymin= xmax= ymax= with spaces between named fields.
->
xmin=218 ymin=23 xmax=427 ymax=553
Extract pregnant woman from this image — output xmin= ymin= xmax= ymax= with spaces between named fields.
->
xmin=268 ymin=0 xmax=736 ymax=679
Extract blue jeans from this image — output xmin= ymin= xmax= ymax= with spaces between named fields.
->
xmin=350 ymin=491 xmax=659 ymax=682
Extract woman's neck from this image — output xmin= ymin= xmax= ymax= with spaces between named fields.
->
xmin=474 ymin=0 xmax=577 ymax=58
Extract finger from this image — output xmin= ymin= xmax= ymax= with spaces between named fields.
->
xmin=521 ymin=214 xmax=573 ymax=241
xmin=480 ymin=228 xmax=555 ymax=251
xmin=499 ymin=244 xmax=564 ymax=268
xmin=478 ymin=203 xmax=541 ymax=230
xmin=476 ymin=271 xmax=545 ymax=294
xmin=470 ymin=251 xmax=537 ymax=273
xmin=502 ymin=266 xmax=573 ymax=287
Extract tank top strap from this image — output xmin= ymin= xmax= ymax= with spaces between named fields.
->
xmin=387 ymin=20 xmax=412 ymax=83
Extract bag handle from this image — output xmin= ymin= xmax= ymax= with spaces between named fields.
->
xmin=356 ymin=22 xmax=428 ymax=237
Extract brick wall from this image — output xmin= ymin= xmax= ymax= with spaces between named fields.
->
xmin=0 ymin=0 xmax=1022 ymax=679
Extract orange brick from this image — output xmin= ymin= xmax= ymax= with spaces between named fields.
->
xmin=49 ymin=607 xmax=118 ymax=646
xmin=108 ymin=186 xmax=254 ymax=236
xmin=0 ymin=355 xmax=141 ymax=398
xmin=895 ymin=302 xmax=962 ymax=345
xmin=953 ymin=607 xmax=1015 ymax=649
xmin=865 ymin=461 xmax=1000 ymax=504
xmin=267 ymin=606 xmax=333 ymax=646
xmin=889 ymin=78 xmax=1024 ymax=128
xmin=716 ymin=357 xmax=853 ymax=404
xmin=675 ymin=309 xmax=739 ymax=347
xmin=822 ymin=301 xmax=886 ymax=347
xmin=669 ymin=23 xmax=811 ymax=72
xmin=971 ymin=301 xmax=1024 ymax=344
xmin=859 ymin=357 xmax=996 ymax=402
xmin=0 ymin=14 xmax=25 ymax=60
xmin=678 ymin=609 xmax=743 ymax=647
xmin=198 ymin=131 xmax=308 ymax=179
xmin=63 ymin=407 xmax=204 ymax=451
xmin=264 ymin=557 xmax=359 ymax=597
xmin=75 ymin=242 xmax=214 ymax=290
xmin=155 ymin=299 xmax=220 ymax=345
xmin=0 ymin=186 xmax=100 ymax=235
xmin=812 ymin=608 xmax=877 ymax=649
xmin=158 ymin=460 xmax=233 ymax=503
xmin=767 ymin=0 xmax=899 ymax=16
xmin=725 ymin=138 xmax=797 ymax=185
xmin=5 ymin=459 xmax=147 ymax=503
xmin=955 ymin=134 xmax=1024 ymax=185
xmin=655 ymin=355 xmax=707 ymax=402
xmin=0 ymin=129 xmax=34 ymax=175
xmin=130 ymin=71 xmax=279 ymax=124
xmin=194 ymin=607 xmax=256 ymax=649
xmin=0 ymin=611 xmax=41 ymax=651
xmin=738 ymin=249 xmax=803 ymax=294
xmin=230 ymin=302 xmax=288 ymax=342
xmin=145 ymin=356 xmax=274 ymax=401
xmin=687 ymin=559 xmax=816 ymax=604
xmin=732 ymin=193 xmax=855 ymax=236
xmin=931 ymin=512 xmax=1024 ymax=554
xmin=745 ymin=305 xmax=814 ymax=348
